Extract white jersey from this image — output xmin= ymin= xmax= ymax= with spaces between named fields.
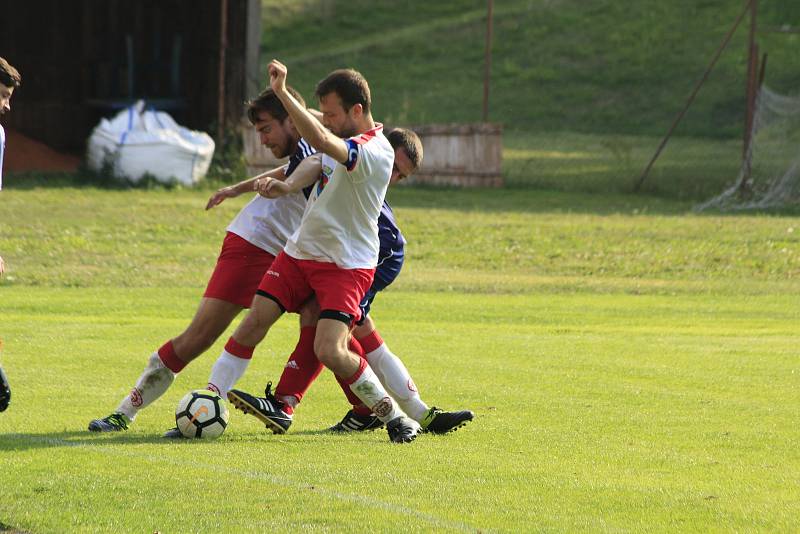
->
xmin=0 ymin=124 xmax=5 ymax=190
xmin=226 ymin=139 xmax=315 ymax=255
xmin=285 ymin=124 xmax=394 ymax=269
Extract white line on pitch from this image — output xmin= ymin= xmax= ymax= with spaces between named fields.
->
xmin=28 ymin=436 xmax=485 ymax=533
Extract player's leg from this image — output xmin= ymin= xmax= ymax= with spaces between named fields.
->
xmin=207 ymin=293 xmax=284 ymax=400
xmin=163 ymin=296 xmax=284 ymax=440
xmin=227 ymin=298 xmax=321 ymax=434
xmin=172 ymin=298 xmax=246 ymax=363
xmin=0 ymin=339 xmax=9 ymax=412
xmin=134 ymin=298 xmax=243 ymax=413
xmin=273 ymin=298 xmax=324 ymax=414
xmin=229 ymin=299 xmax=373 ymax=433
xmin=311 ymin=264 xmax=418 ymax=442
xmin=329 ymin=336 xmax=386 ymax=432
xmin=0 ymin=365 xmax=10 ymax=413
xmin=211 ymin=250 xmax=312 ymax=403
xmin=89 ymin=232 xmax=269 ymax=432
xmin=224 ymin=253 xmax=315 ymax=434
xmin=315 ymin=317 xmax=417 ymax=443
xmin=352 ymin=316 xmax=426 ymax=419
xmin=88 ymin=298 xmax=245 ymax=432
xmin=354 ymin=317 xmax=474 ymax=434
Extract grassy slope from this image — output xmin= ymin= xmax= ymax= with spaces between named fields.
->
xmin=257 ymin=0 xmax=800 ymax=200
xmin=1 ymin=187 xmax=798 ymax=289
xmin=261 ymin=0 xmax=800 ymax=139
xmin=1 ymin=188 xmax=799 ymax=531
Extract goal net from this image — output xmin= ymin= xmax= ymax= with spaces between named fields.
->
xmin=697 ymin=85 xmax=800 ymax=211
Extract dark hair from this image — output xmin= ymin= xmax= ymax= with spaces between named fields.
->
xmin=246 ymin=86 xmax=304 ymax=124
xmin=315 ymin=69 xmax=371 ymax=114
xmin=387 ymin=128 xmax=423 ymax=169
xmin=0 ymin=57 xmax=21 ymax=88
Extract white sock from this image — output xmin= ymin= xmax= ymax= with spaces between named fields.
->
xmin=116 ymin=352 xmax=176 ymax=421
xmin=348 ymin=363 xmax=406 ymax=423
xmin=365 ymin=343 xmax=430 ymax=422
xmin=207 ymin=350 xmax=251 ymax=399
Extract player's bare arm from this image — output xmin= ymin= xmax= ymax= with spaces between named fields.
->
xmin=205 ymin=166 xmax=287 ymax=210
xmin=255 ymin=153 xmax=321 ymax=199
xmin=267 ymin=60 xmax=350 ymax=164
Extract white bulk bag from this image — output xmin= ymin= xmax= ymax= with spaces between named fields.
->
xmin=87 ymin=101 xmax=215 ymax=186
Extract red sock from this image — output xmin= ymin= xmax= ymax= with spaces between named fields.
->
xmin=157 ymin=340 xmax=187 ymax=373
xmin=355 ymin=329 xmax=384 ymax=354
xmin=224 ymin=337 xmax=254 ymax=359
xmin=335 ymin=338 xmax=369 ymax=408
xmin=352 ymin=403 xmax=373 ymax=416
xmin=275 ymin=326 xmax=324 ymax=406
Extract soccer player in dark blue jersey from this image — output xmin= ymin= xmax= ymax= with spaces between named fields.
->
xmin=228 ymin=129 xmax=474 ymax=434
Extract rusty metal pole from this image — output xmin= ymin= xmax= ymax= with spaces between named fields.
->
xmin=633 ymin=0 xmax=753 ymax=193
xmin=482 ymin=0 xmax=494 ymax=123
xmin=738 ymin=0 xmax=758 ymax=193
xmin=217 ymin=0 xmax=228 ymax=143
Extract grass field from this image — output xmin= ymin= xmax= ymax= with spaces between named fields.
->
xmin=253 ymin=0 xmax=800 ymax=203
xmin=0 ymin=186 xmax=798 ymax=532
xmin=260 ymin=0 xmax=800 ymax=139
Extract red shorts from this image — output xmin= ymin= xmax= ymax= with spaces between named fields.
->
xmin=203 ymin=232 xmax=276 ymax=308
xmin=256 ymin=251 xmax=375 ymax=323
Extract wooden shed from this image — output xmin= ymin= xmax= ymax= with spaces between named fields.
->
xmin=243 ymin=122 xmax=504 ymax=188
xmin=0 ymin=0 xmax=261 ymax=152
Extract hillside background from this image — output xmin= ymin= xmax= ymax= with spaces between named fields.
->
xmin=259 ymin=0 xmax=799 ymax=198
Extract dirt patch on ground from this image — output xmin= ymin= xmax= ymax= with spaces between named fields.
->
xmin=4 ymin=129 xmax=80 ymax=172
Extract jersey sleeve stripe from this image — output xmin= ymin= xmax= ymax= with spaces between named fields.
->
xmin=299 ymin=139 xmax=315 ymax=157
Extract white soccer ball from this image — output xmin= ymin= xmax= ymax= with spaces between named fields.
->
xmin=175 ymin=389 xmax=229 ymax=439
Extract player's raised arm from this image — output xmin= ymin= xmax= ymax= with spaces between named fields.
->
xmin=268 ymin=60 xmax=350 ymax=165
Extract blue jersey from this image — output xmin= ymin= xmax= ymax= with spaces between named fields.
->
xmin=356 ymin=200 xmax=405 ymax=324
xmin=375 ymin=201 xmax=405 ymax=285
xmin=287 ymin=138 xmax=315 ymax=177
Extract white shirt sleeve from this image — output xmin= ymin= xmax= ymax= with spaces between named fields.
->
xmin=343 ymin=137 xmax=377 ymax=184
xmin=0 ymin=125 xmax=5 ymax=190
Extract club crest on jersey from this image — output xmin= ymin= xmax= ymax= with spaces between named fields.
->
xmin=316 ymin=167 xmax=332 ymax=195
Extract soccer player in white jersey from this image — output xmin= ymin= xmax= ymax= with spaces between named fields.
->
xmin=88 ymin=87 xmax=317 ymax=432
xmin=0 ymin=56 xmax=21 ymax=412
xmin=212 ymin=60 xmax=420 ymax=443
xmin=229 ymin=129 xmax=474 ymax=435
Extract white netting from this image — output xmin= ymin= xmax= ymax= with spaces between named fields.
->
xmin=697 ymin=85 xmax=800 ymax=211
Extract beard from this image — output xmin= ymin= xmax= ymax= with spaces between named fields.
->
xmin=333 ymin=117 xmax=359 ymax=139
xmin=270 ymin=139 xmax=294 ymax=159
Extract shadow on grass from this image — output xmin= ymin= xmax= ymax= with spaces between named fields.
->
xmin=0 ymin=431 xmax=184 ymax=451
xmin=3 ymin=167 xmax=239 ymax=192
xmin=0 ymin=428 xmax=351 ymax=451
xmin=3 ymin=170 xmax=126 ymax=190
xmin=389 ymin=185 xmax=800 ymax=216
xmin=389 ymin=185 xmax=695 ymax=216
xmin=7 ymin=170 xmax=798 ymax=217
xmin=2 ymin=170 xmax=206 ymax=192
xmin=0 ymin=520 xmax=30 ymax=534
